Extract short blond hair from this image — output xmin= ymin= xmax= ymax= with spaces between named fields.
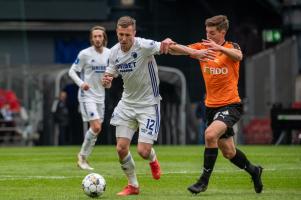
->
xmin=90 ymin=26 xmax=107 ymax=47
xmin=117 ymin=16 xmax=136 ymax=30
xmin=205 ymin=15 xmax=229 ymax=32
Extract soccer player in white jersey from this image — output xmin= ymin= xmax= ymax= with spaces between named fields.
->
xmin=68 ymin=26 xmax=110 ymax=170
xmin=101 ymin=16 xmax=175 ymax=196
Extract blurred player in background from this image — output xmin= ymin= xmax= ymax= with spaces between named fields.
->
xmin=52 ymin=90 xmax=69 ymax=145
xmin=169 ymin=15 xmax=263 ymax=194
xmin=101 ymin=16 xmax=177 ymax=196
xmin=69 ymin=26 xmax=110 ymax=170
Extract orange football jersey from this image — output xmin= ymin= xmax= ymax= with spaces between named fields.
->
xmin=188 ymin=41 xmax=241 ymax=107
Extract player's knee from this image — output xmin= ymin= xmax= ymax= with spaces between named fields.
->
xmin=116 ymin=144 xmax=128 ymax=158
xmin=221 ymin=149 xmax=235 ymax=159
xmin=205 ymin=129 xmax=218 ymax=144
xmin=91 ymin=125 xmax=101 ymax=134
xmin=137 ymin=148 xmax=150 ymax=159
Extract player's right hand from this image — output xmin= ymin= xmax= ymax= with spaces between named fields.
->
xmin=160 ymin=38 xmax=176 ymax=54
xmin=191 ymin=49 xmax=216 ymax=61
xmin=102 ymin=74 xmax=113 ymax=88
xmin=81 ymin=83 xmax=90 ymax=91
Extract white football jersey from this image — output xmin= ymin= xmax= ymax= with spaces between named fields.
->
xmin=106 ymin=37 xmax=161 ymax=107
xmin=69 ymin=46 xmax=110 ymax=103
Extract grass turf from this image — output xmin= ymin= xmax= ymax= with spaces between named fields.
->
xmin=0 ymin=145 xmax=300 ymax=200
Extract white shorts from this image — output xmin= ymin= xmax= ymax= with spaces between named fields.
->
xmin=111 ymin=101 xmax=161 ymax=142
xmin=79 ymin=102 xmax=104 ymax=122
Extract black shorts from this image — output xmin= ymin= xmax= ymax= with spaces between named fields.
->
xmin=205 ymin=103 xmax=243 ymax=139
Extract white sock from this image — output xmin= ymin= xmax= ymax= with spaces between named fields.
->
xmin=79 ymin=128 xmax=97 ymax=158
xmin=148 ymin=148 xmax=157 ymax=162
xmin=120 ymin=152 xmax=139 ymax=187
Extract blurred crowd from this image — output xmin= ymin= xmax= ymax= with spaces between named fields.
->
xmin=0 ymin=88 xmax=38 ymax=145
xmin=0 ymin=89 xmax=21 ymax=121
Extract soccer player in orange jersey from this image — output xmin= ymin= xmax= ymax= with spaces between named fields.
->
xmin=168 ymin=15 xmax=263 ymax=194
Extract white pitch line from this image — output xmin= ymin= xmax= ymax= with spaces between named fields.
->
xmin=0 ymin=167 xmax=300 ymax=180
xmin=0 ymin=175 xmax=82 ymax=181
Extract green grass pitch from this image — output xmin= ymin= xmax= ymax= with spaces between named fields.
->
xmin=0 ymin=145 xmax=300 ymax=199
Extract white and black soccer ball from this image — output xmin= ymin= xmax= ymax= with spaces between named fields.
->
xmin=82 ymin=173 xmax=106 ymax=197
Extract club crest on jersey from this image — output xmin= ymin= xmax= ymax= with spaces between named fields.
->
xmin=131 ymin=52 xmax=137 ymax=59
xmin=150 ymin=41 xmax=155 ymax=46
xmin=90 ymin=112 xmax=94 ymax=117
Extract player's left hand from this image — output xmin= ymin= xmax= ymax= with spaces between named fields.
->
xmin=160 ymin=38 xmax=176 ymax=54
xmin=202 ymin=39 xmax=222 ymax=51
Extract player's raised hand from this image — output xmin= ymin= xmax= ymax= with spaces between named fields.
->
xmin=191 ymin=49 xmax=216 ymax=61
xmin=160 ymin=38 xmax=176 ymax=54
xmin=202 ymin=39 xmax=222 ymax=51
xmin=102 ymin=73 xmax=113 ymax=88
xmin=81 ymin=83 xmax=90 ymax=91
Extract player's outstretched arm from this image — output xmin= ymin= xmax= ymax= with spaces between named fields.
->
xmin=101 ymin=73 xmax=114 ymax=89
xmin=168 ymin=44 xmax=195 ymax=55
xmin=191 ymin=49 xmax=216 ymax=61
xmin=169 ymin=44 xmax=216 ymax=61
xmin=160 ymin=38 xmax=177 ymax=54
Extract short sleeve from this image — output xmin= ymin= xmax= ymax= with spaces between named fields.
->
xmin=71 ymin=51 xmax=87 ymax=72
xmin=138 ymin=38 xmax=161 ymax=56
xmin=231 ymin=42 xmax=241 ymax=50
xmin=105 ymin=52 xmax=119 ymax=77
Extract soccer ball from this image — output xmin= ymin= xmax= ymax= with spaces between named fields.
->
xmin=82 ymin=173 xmax=106 ymax=197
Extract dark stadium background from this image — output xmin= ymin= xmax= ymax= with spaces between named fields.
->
xmin=0 ymin=0 xmax=300 ymax=146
